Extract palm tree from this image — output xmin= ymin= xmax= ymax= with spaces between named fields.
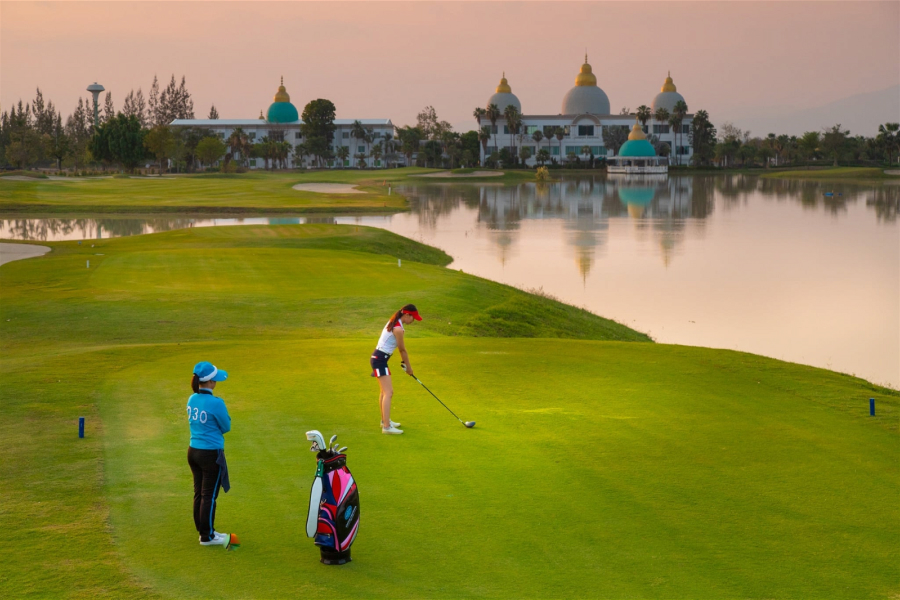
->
xmin=371 ymin=142 xmax=383 ymax=168
xmin=878 ymin=122 xmax=900 ymax=165
xmin=672 ymin=100 xmax=688 ymax=166
xmin=478 ymin=126 xmax=492 ymax=166
xmin=636 ymin=105 xmax=652 ymax=129
xmin=503 ymin=104 xmax=522 ymax=166
xmin=485 ymin=103 xmax=500 ymax=159
xmin=536 ymin=148 xmax=550 ymax=166
xmin=654 ymin=107 xmax=670 ymax=161
xmin=227 ymin=127 xmax=250 ymax=166
xmin=294 ymin=142 xmax=309 ymax=168
xmin=473 ymin=107 xmax=486 ymax=125
xmin=350 ymin=120 xmax=366 ymax=166
xmin=532 ymin=130 xmax=544 ymax=160
xmin=555 ymin=127 xmax=566 ymax=164
xmin=335 ymin=145 xmax=350 ymax=168
xmin=364 ymin=132 xmax=374 ymax=168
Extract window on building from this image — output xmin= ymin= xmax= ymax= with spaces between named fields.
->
xmin=551 ymin=146 xmax=560 ymax=156
xmin=249 ymin=132 xmax=257 ymax=140
xmin=491 ymin=125 xmax=498 ymax=134
xmin=565 ymin=146 xmax=580 ymax=155
xmin=342 ymin=132 xmax=350 ymax=139
xmin=358 ymin=146 xmax=365 ymax=153
xmin=503 ymin=125 xmax=510 ymax=134
xmin=295 ymin=132 xmax=302 ymax=139
xmin=578 ymin=125 xmax=595 ymax=137
xmin=591 ymin=146 xmax=606 ymax=155
xmin=487 ymin=146 xmax=498 ymax=155
xmin=653 ymin=124 xmax=670 ymax=134
xmin=682 ymin=124 xmax=691 ymax=134
xmin=642 ymin=126 xmax=649 ymax=134
xmin=677 ymin=146 xmax=691 ymax=155
xmin=344 ymin=159 xmax=350 ymax=167
xmin=525 ymin=125 xmax=539 ymax=135
xmin=542 ymin=125 xmax=556 ymax=136
xmin=249 ymin=159 xmax=257 ymax=167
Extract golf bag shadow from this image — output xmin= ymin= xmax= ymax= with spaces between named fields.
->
xmin=308 ymin=453 xmax=359 ymax=565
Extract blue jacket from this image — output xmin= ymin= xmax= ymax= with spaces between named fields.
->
xmin=187 ymin=389 xmax=231 ymax=450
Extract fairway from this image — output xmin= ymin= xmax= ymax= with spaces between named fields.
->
xmin=1 ymin=225 xmax=897 ymax=599
xmin=0 ymin=168 xmax=437 ymax=214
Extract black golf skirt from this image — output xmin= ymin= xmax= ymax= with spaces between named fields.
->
xmin=370 ymin=349 xmax=392 ymax=378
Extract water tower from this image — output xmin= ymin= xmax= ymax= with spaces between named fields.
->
xmin=87 ymin=82 xmax=105 ymax=128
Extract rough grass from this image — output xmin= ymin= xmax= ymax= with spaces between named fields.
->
xmin=1 ymin=225 xmax=897 ymax=599
xmin=0 ymin=167 xmax=447 ymax=214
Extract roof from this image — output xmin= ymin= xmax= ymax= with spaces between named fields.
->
xmin=170 ymin=118 xmax=394 ymax=127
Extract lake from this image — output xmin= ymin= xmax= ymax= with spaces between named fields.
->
xmin=2 ymin=174 xmax=897 ymax=388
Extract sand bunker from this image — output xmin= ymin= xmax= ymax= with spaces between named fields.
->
xmin=0 ymin=243 xmax=51 ymax=266
xmin=884 ymin=169 xmax=900 ymax=176
xmin=417 ymin=171 xmax=504 ymax=178
xmin=292 ymin=183 xmax=366 ymax=194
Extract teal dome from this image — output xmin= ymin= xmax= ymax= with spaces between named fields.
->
xmin=267 ymin=101 xmax=299 ymax=123
xmin=618 ymin=139 xmax=656 ymax=157
xmin=266 ymin=78 xmax=300 ymax=123
xmin=618 ymin=187 xmax=655 ymax=205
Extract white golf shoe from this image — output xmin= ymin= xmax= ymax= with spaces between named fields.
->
xmin=380 ymin=420 xmax=402 ymax=428
xmin=382 ymin=425 xmax=404 ymax=435
xmin=200 ymin=531 xmax=229 ymax=546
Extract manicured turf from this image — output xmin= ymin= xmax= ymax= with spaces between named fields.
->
xmin=0 ymin=167 xmax=450 ymax=214
xmin=1 ymin=226 xmax=897 ymax=599
xmin=761 ymin=167 xmax=900 ymax=181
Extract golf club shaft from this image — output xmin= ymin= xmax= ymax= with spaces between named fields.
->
xmin=413 ymin=376 xmax=465 ymax=423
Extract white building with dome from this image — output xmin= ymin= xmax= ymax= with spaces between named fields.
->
xmin=477 ymin=57 xmax=694 ymax=167
xmin=170 ymin=78 xmax=395 ymax=169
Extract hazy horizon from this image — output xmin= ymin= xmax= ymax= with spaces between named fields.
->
xmin=2 ymin=1 xmax=898 ymax=137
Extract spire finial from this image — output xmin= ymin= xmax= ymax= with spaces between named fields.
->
xmin=503 ymin=71 xmax=505 ymax=78
xmin=585 ymin=50 xmax=588 ymax=63
xmin=281 ymin=75 xmax=284 ymax=85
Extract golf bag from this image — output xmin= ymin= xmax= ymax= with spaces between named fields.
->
xmin=307 ymin=452 xmax=359 ymax=565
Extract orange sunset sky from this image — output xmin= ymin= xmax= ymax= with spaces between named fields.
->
xmin=2 ymin=1 xmax=898 ymax=135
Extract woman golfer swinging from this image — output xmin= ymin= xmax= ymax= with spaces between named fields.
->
xmin=186 ymin=361 xmax=233 ymax=546
xmin=371 ymin=304 xmax=421 ymax=434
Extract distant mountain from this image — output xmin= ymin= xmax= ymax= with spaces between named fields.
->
xmin=723 ymin=85 xmax=899 ymax=137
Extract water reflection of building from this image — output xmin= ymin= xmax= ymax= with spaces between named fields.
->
xmin=468 ymin=176 xmax=698 ymax=272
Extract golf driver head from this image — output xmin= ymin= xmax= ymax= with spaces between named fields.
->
xmin=464 ymin=421 xmax=476 ymax=428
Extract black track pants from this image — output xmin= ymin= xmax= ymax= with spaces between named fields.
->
xmin=187 ymin=447 xmax=222 ymax=542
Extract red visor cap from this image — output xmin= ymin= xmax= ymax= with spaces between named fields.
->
xmin=402 ymin=309 xmax=422 ymax=321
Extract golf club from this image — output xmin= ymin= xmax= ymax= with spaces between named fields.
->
xmin=402 ymin=363 xmax=475 ymax=428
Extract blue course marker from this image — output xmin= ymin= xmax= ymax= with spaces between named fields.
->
xmin=79 ymin=417 xmax=85 ymax=438
xmin=870 ymin=398 xmax=875 ymax=416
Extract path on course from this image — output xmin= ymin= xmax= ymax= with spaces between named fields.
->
xmin=0 ymin=243 xmax=50 ymax=265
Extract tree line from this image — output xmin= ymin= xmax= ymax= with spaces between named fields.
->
xmin=3 ymin=80 xmax=898 ymax=173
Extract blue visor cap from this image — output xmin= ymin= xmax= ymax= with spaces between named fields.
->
xmin=193 ymin=361 xmax=228 ymax=382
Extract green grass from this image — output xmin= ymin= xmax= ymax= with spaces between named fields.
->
xmin=1 ymin=225 xmax=897 ymax=599
xmin=761 ymin=167 xmax=900 ymax=181
xmin=0 ymin=169 xmax=48 ymax=178
xmin=0 ymin=168 xmax=448 ymax=214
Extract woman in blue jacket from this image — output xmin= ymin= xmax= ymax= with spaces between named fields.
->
xmin=187 ymin=361 xmax=232 ymax=546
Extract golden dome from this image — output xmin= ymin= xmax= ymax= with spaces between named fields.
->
xmin=661 ymin=71 xmax=677 ymax=93
xmin=628 ymin=119 xmax=647 ymax=141
xmin=575 ymin=54 xmax=597 ymax=87
xmin=274 ymin=76 xmax=291 ymax=103
xmin=496 ymin=72 xmax=512 ymax=94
